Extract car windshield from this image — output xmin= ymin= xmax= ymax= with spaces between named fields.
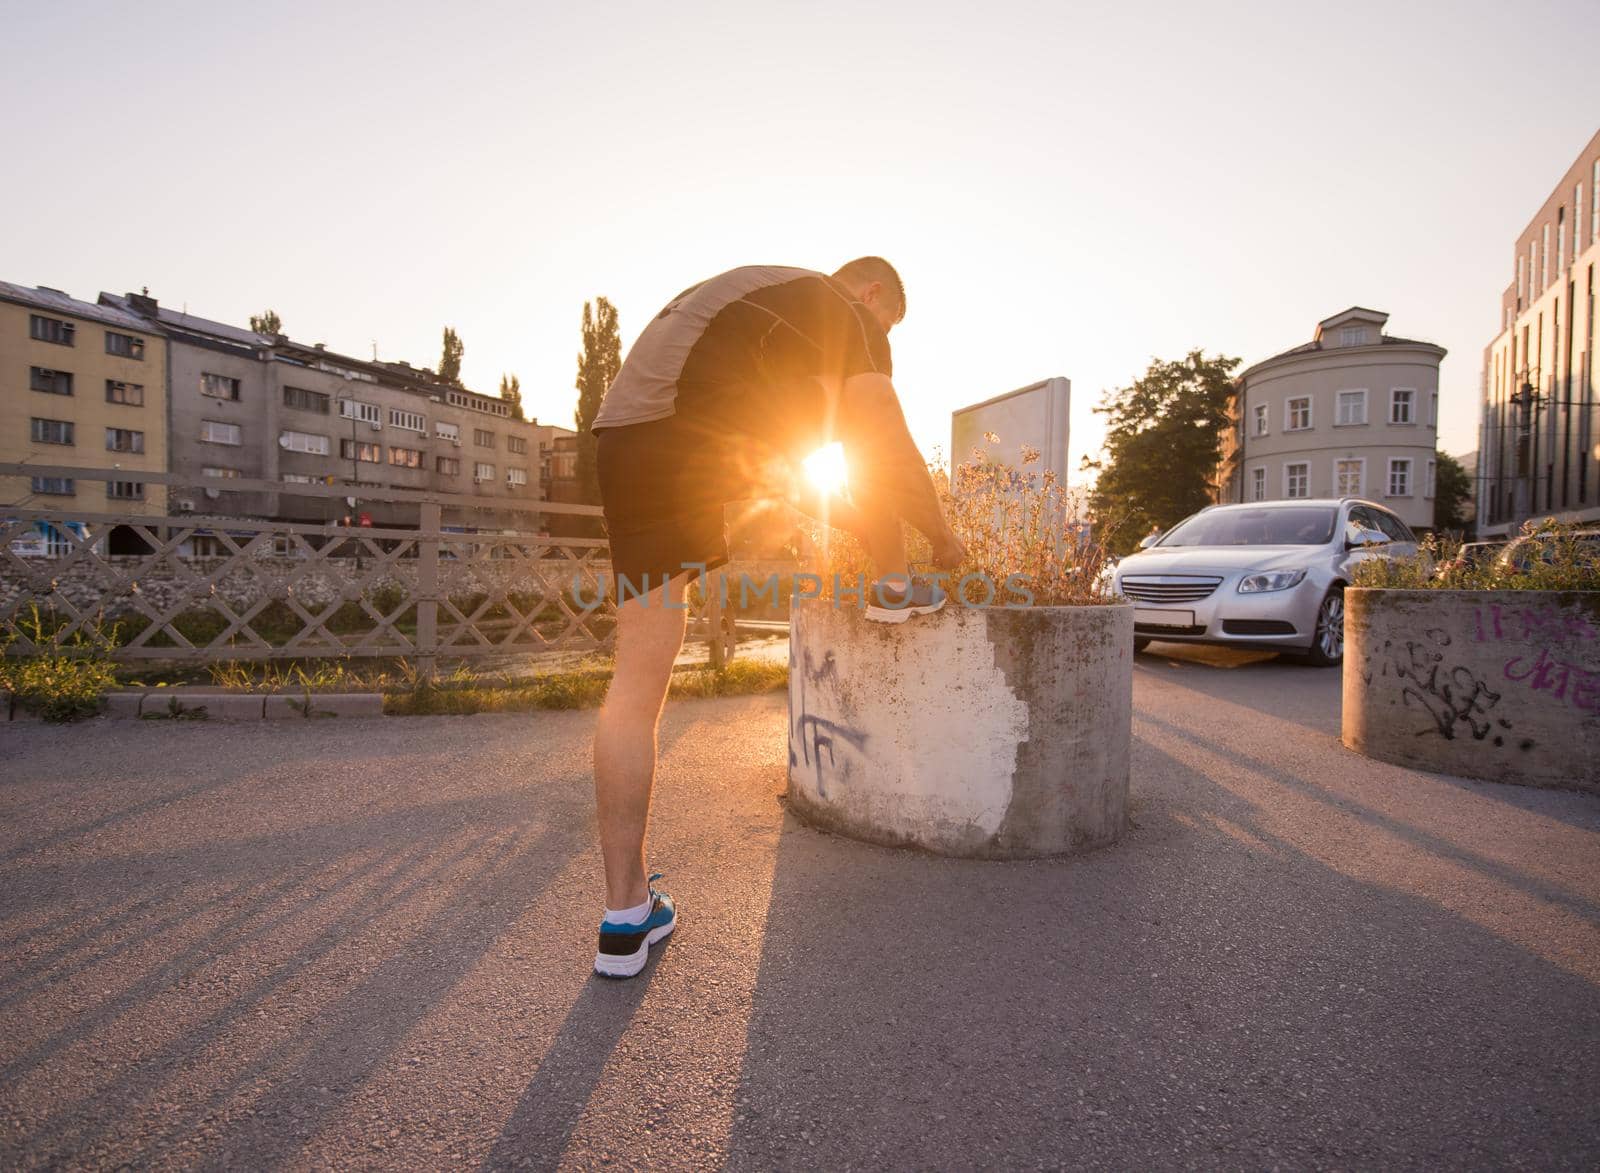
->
xmin=1158 ymin=506 xmax=1338 ymax=547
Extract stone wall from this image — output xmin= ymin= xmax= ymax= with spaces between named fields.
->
xmin=1343 ymin=588 xmax=1600 ymax=794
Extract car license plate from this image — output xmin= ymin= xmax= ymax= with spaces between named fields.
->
xmin=1135 ymin=608 xmax=1194 ymax=628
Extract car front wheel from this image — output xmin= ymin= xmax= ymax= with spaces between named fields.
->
xmin=1303 ymin=587 xmax=1344 ymax=667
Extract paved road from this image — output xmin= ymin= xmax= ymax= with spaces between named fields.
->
xmin=3 ymin=645 xmax=1598 ymax=1170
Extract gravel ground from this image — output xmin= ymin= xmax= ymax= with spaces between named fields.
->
xmin=2 ymin=644 xmax=1597 ymax=1170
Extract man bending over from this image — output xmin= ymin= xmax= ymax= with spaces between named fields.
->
xmin=588 ymin=257 xmax=965 ymax=977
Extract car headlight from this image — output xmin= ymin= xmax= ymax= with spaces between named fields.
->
xmin=1237 ymin=568 xmax=1307 ymax=593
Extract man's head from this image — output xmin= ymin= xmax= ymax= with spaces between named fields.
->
xmin=832 ymin=256 xmax=906 ymax=332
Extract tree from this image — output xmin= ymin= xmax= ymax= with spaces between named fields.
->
xmin=438 ymin=327 xmax=465 ymax=387
xmin=249 ymin=309 xmax=282 ymax=335
xmin=499 ymin=373 xmax=525 ymax=421
xmin=1433 ymin=451 xmax=1473 ymax=533
xmin=1084 ymin=350 xmax=1241 ymax=556
xmin=574 ymin=297 xmax=621 ymax=507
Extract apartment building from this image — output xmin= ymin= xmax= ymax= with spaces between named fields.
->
xmin=0 ymin=282 xmax=169 ymax=544
xmin=1477 ymin=126 xmax=1600 ymax=536
xmin=97 ymin=291 xmax=543 ymax=531
xmin=1216 ymin=307 xmax=1446 ymax=530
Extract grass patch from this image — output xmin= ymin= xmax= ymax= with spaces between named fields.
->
xmin=383 ymin=657 xmax=789 ymax=716
xmin=1 ymin=604 xmax=120 ymax=722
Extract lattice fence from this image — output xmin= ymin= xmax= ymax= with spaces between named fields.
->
xmin=1 ymin=485 xmax=735 ymax=671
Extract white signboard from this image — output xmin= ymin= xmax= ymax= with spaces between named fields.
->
xmin=950 ymin=376 xmax=1071 ymax=481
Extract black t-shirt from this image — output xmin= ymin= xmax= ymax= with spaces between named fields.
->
xmin=593 ymin=265 xmax=892 ymax=461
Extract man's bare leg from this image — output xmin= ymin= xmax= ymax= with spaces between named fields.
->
xmin=593 ymin=572 xmax=687 ymax=910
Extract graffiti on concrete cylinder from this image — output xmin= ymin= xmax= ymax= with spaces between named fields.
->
xmin=789 ymin=644 xmax=868 ymax=797
xmin=1470 ymin=602 xmax=1600 ymax=713
xmin=1371 ymin=631 xmax=1513 ymax=744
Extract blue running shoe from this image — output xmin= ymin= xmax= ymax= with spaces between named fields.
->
xmin=594 ymin=874 xmax=676 ymax=978
xmin=864 ymin=577 xmax=946 ymax=624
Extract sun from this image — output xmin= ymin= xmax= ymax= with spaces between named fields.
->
xmin=802 ymin=441 xmax=849 ymax=496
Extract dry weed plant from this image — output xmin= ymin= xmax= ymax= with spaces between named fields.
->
xmin=805 ymin=439 xmax=1122 ymax=607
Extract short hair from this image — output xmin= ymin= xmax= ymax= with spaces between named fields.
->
xmin=832 ymin=256 xmax=906 ymax=324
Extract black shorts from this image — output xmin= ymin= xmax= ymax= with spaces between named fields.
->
xmin=597 ymin=414 xmax=741 ymax=589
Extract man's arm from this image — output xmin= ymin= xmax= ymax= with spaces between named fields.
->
xmin=837 ymin=372 xmax=965 ymax=566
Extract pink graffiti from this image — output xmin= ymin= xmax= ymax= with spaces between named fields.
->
xmin=1502 ymin=646 xmax=1600 ymax=712
xmin=1474 ymin=603 xmax=1600 ymax=646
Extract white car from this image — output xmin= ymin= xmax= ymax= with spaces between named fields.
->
xmin=1112 ymin=499 xmax=1419 ymax=667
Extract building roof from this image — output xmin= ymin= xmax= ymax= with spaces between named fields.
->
xmin=97 ymin=291 xmax=271 ymax=349
xmin=0 ymin=281 xmax=158 ymax=333
xmin=1315 ymin=306 xmax=1390 ymax=335
xmin=1241 ymin=309 xmax=1446 ymax=380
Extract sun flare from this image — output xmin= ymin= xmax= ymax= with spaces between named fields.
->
xmin=802 ymin=441 xmax=849 ymax=496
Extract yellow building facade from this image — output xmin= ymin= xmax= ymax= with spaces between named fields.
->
xmin=0 ymin=283 xmax=168 ymax=519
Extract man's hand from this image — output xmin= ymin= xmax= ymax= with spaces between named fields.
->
xmin=931 ymin=527 xmax=967 ymax=569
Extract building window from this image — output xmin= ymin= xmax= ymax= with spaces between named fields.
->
xmin=30 ymin=418 xmax=74 ymax=445
xmin=282 ymin=473 xmax=320 ymax=484
xmin=1335 ymin=389 xmax=1367 ymax=426
xmin=105 ymin=331 xmax=145 ymax=360
xmin=1558 ymin=207 xmax=1567 ymax=272
xmin=1428 ymin=391 xmax=1438 ymax=427
xmin=436 ymin=455 xmax=461 ymax=476
xmin=507 ymin=466 xmax=528 ymax=486
xmin=1251 ymin=403 xmax=1268 ymax=436
xmin=106 ymin=379 xmax=144 ymax=405
xmin=201 ymin=466 xmax=240 ymax=478
xmin=30 ymin=476 xmax=75 ymax=496
xmin=388 ymin=446 xmax=422 ymax=468
xmin=1387 ymin=458 xmax=1412 ymax=497
xmin=339 ymin=439 xmax=381 ymax=463
xmin=30 ymin=367 xmax=73 ymax=395
xmin=29 ymin=314 xmax=75 ymax=346
xmin=201 ymin=372 xmax=242 ymax=401
xmin=106 ymin=481 xmax=145 ymax=501
xmin=474 ymin=428 xmax=495 ymax=448
xmin=1389 ymin=388 xmax=1415 ymax=424
xmin=105 ymin=427 xmax=144 ymax=454
xmin=283 ymin=385 xmax=330 ymax=414
xmin=389 ymin=408 xmax=426 ymax=432
xmin=339 ymin=399 xmax=382 ymax=425
xmin=1542 ymin=222 xmax=1551 ymax=290
xmin=1593 ymin=161 xmax=1599 ymax=251
xmin=1285 ymin=396 xmax=1312 ymax=431
xmin=1335 ymin=458 xmax=1364 ymax=496
xmin=435 ymin=421 xmax=460 ymax=442
xmin=1530 ymin=238 xmax=1538 ymax=297
xmin=1284 ymin=462 xmax=1309 ymax=498
xmin=474 ymin=461 xmax=495 ymax=482
xmin=1339 ymin=326 xmax=1368 ymax=347
xmin=1425 ymin=460 xmax=1437 ymax=499
xmin=507 ymin=435 xmax=529 ymax=455
xmin=279 ymin=429 xmax=330 ymax=455
xmin=1251 ymin=467 xmax=1266 ymax=501
xmin=1517 ymin=255 xmax=1526 ymax=304
xmin=1577 ymin=185 xmax=1586 ymax=255
xmin=200 ymin=420 xmax=242 ymax=446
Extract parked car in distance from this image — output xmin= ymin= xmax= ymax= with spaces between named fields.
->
xmin=1432 ymin=539 xmax=1507 ymax=579
xmin=1112 ymin=499 xmax=1420 ymax=667
xmin=1491 ymin=529 xmax=1600 ymax=576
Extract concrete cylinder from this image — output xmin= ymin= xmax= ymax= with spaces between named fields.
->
xmin=1343 ymin=588 xmax=1600 ymax=794
xmin=786 ymin=599 xmax=1133 ymax=858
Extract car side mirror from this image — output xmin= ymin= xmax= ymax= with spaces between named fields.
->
xmin=1138 ymin=533 xmax=1161 ymax=550
xmin=1345 ymin=527 xmax=1388 ymax=549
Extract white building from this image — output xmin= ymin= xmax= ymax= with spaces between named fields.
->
xmin=1217 ymin=307 xmax=1446 ymax=531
